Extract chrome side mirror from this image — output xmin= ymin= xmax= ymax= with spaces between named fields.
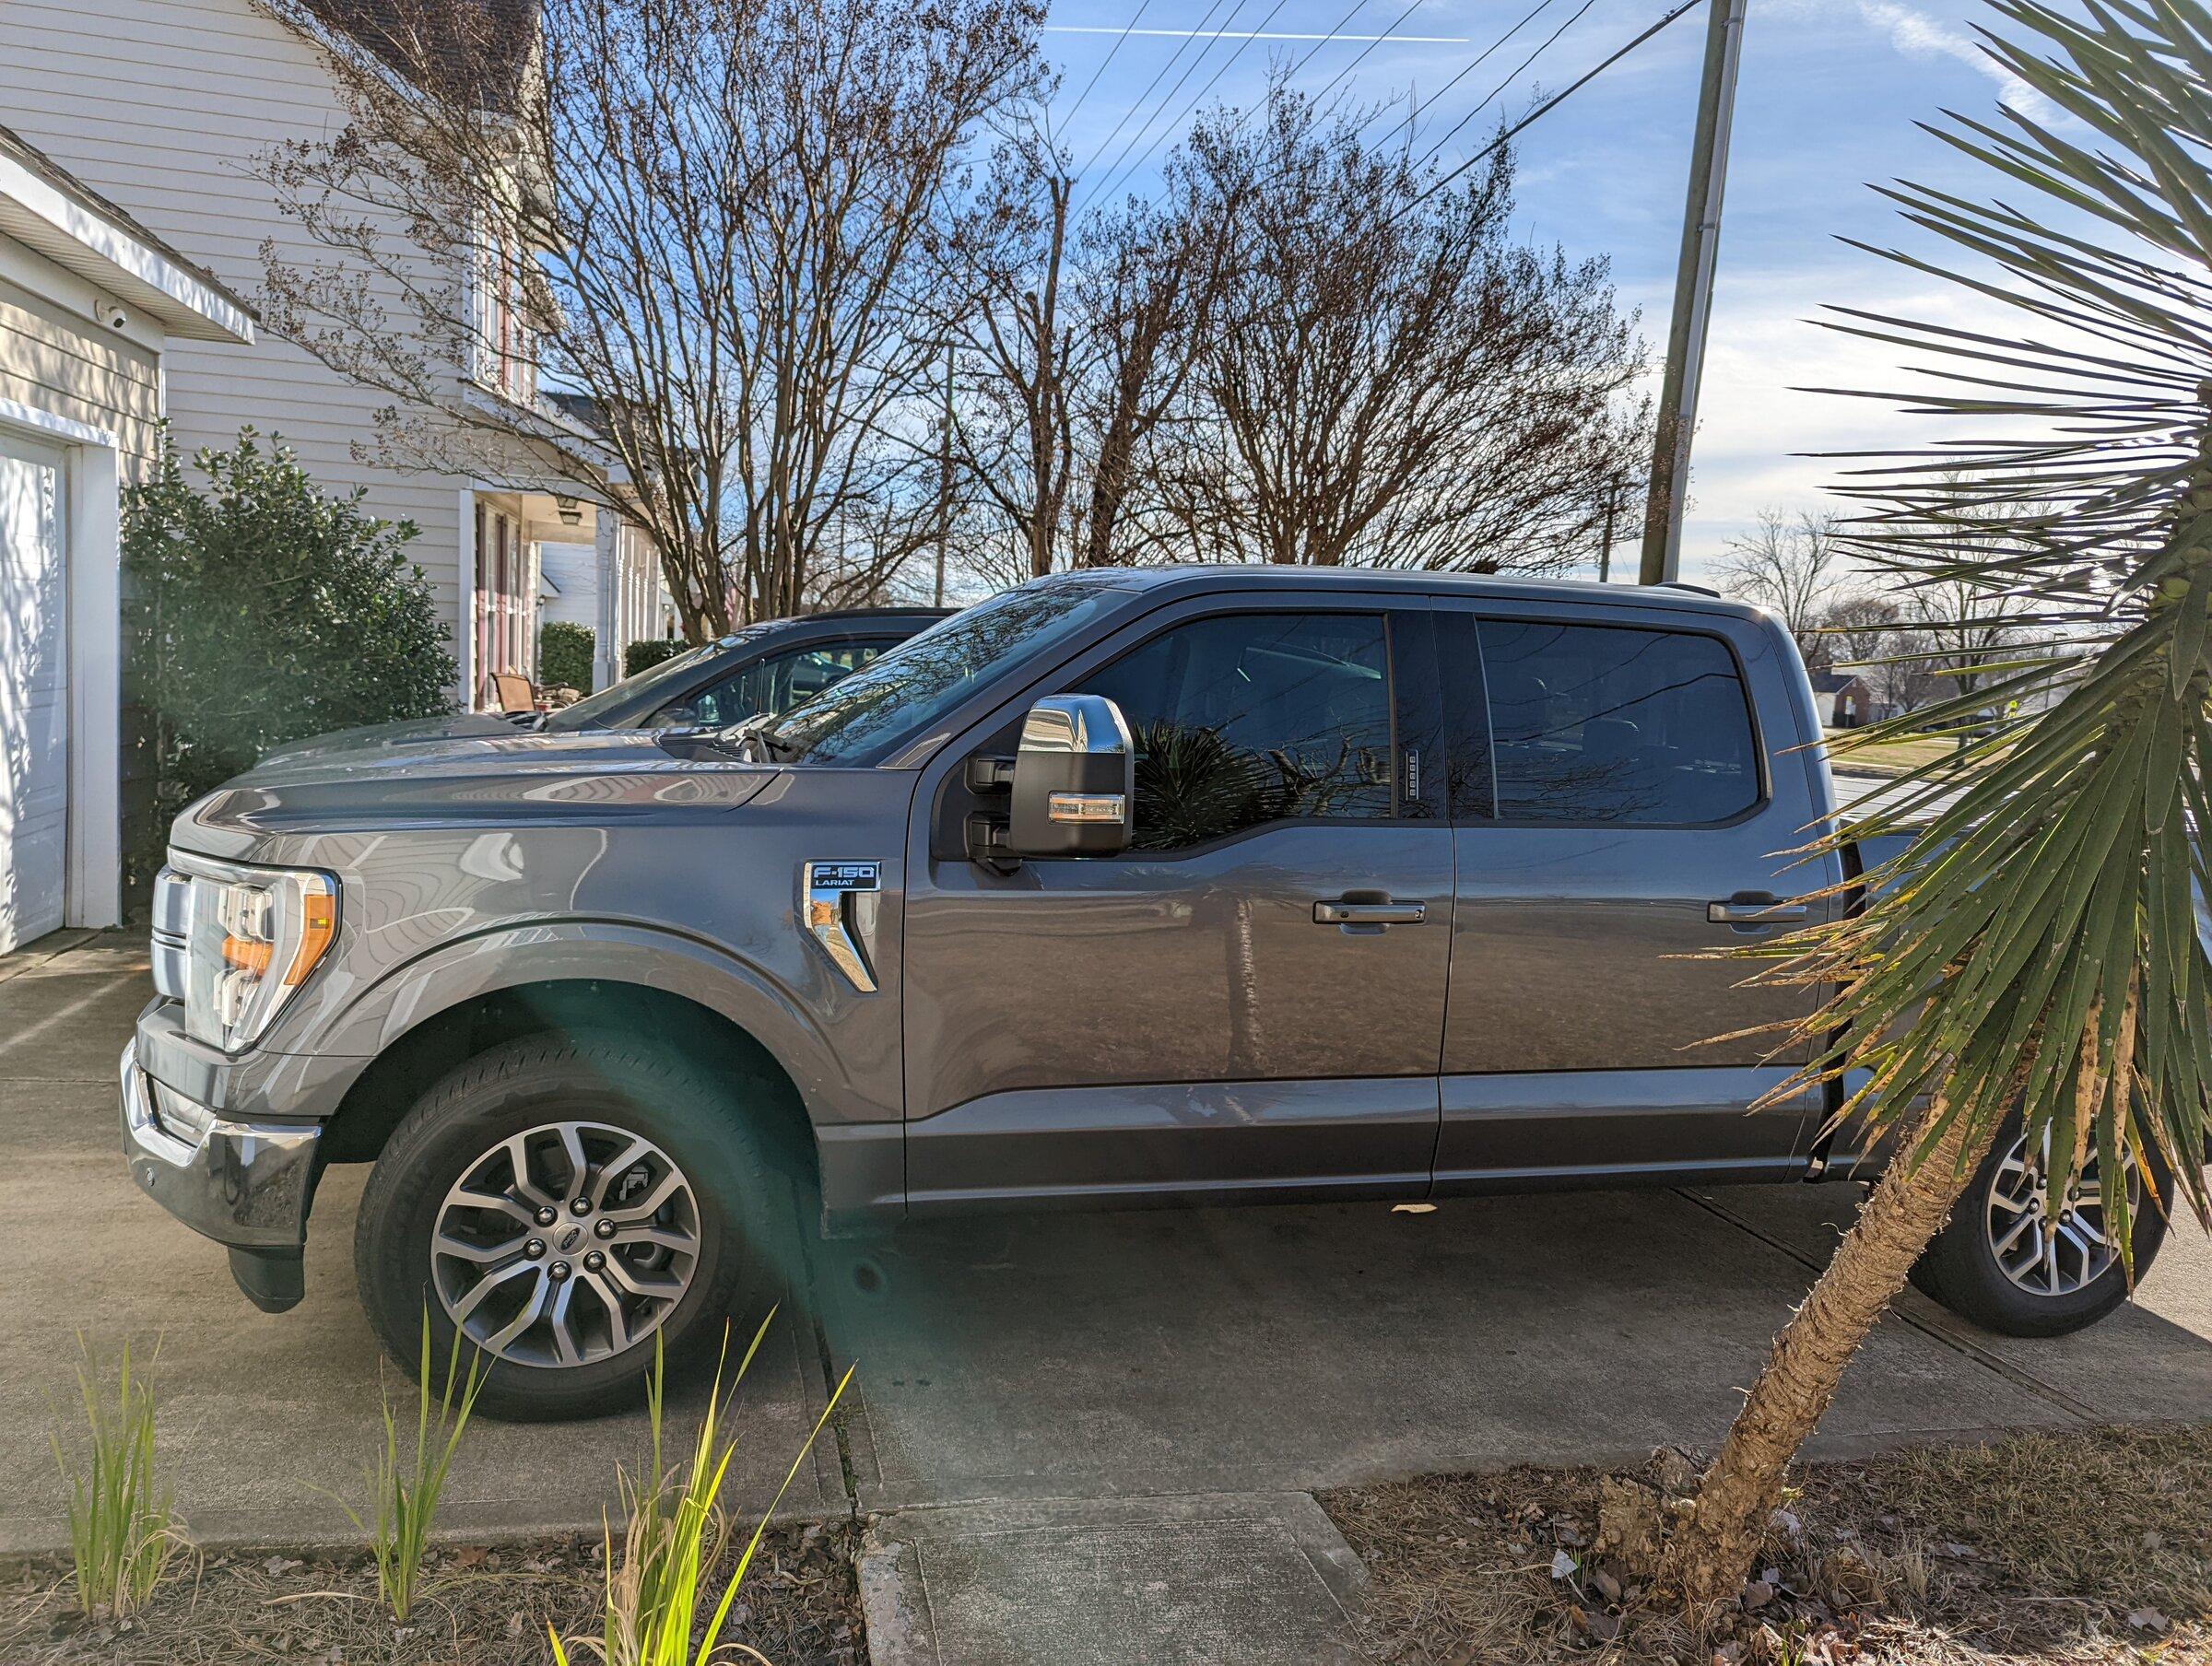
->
xmin=1007 ymin=694 xmax=1135 ymax=857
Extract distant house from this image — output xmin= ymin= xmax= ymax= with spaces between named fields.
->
xmin=1 ymin=0 xmax=664 ymax=710
xmin=0 ymin=125 xmax=253 ymax=949
xmin=1811 ymin=669 xmax=1877 ymax=729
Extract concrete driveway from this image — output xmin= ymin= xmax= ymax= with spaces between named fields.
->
xmin=5 ymin=930 xmax=2208 ymax=1558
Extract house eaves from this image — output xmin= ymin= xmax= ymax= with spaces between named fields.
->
xmin=0 ymin=124 xmax=255 ymax=344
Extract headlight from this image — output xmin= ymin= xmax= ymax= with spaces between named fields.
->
xmin=168 ymin=861 xmax=339 ymax=1052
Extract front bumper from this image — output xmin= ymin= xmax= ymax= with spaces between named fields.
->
xmin=120 ymin=1038 xmax=320 ymax=1311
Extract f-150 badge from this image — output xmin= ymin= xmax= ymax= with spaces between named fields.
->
xmin=802 ymin=862 xmax=881 ymax=992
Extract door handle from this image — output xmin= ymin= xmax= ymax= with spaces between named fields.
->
xmin=1708 ymin=894 xmax=1809 ymax=927
xmin=1313 ymin=899 xmax=1427 ymax=926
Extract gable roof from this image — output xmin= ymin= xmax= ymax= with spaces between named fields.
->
xmin=294 ymin=0 xmax=536 ymax=104
xmin=0 ymin=123 xmax=255 ymax=342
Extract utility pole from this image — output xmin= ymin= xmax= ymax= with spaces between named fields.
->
xmin=1598 ymin=476 xmax=1622 ymax=582
xmin=934 ymin=346 xmax=954 ymax=608
xmin=1640 ymin=0 xmax=1748 ymax=586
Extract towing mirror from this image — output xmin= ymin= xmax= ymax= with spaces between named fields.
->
xmin=1007 ymin=695 xmax=1135 ymax=857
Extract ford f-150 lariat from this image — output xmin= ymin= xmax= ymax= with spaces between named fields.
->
xmin=123 ymin=568 xmax=2162 ymax=1417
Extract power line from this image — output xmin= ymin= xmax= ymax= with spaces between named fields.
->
xmin=1396 ymin=0 xmax=1597 ymax=178
xmin=1071 ymin=0 xmax=1245 ymax=182
xmin=1082 ymin=0 xmax=1277 ymax=211
xmin=1058 ymin=0 xmax=1164 ymax=133
xmin=1366 ymin=0 xmax=1566 ymax=154
xmin=1085 ymin=0 xmax=1301 ymax=210
xmin=1406 ymin=0 xmax=1707 ymax=214
xmin=1104 ymin=0 xmax=1414 ymax=222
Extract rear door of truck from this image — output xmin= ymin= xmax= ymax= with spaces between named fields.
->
xmin=1429 ymin=596 xmax=1843 ymax=1190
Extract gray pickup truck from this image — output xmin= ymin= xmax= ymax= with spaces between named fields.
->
xmin=122 ymin=568 xmax=2162 ymax=1417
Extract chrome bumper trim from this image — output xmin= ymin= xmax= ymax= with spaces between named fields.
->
xmin=120 ymin=1040 xmax=320 ymax=1251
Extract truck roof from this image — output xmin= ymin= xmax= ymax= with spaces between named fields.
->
xmin=1040 ymin=564 xmax=1767 ymax=623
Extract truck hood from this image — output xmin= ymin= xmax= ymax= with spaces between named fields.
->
xmin=256 ymin=712 xmax=533 ymax=765
xmin=173 ymin=728 xmax=780 ymax=849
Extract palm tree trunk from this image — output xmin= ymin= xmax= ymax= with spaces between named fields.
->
xmin=1657 ymin=1096 xmax=1999 ymax=1609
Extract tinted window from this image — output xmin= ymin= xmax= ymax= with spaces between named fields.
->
xmin=669 ymin=639 xmax=888 ymax=727
xmin=1076 ymin=613 xmax=1395 ymax=850
xmin=1477 ymin=621 xmax=1759 ymax=825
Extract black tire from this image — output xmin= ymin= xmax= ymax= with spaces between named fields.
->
xmin=354 ymin=1035 xmax=806 ymax=1421
xmin=1909 ymin=1120 xmax=2167 ymax=1338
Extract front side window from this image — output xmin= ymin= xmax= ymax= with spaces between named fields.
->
xmin=1477 ymin=620 xmax=1760 ymax=826
xmin=1075 ymin=612 xmax=1395 ymax=851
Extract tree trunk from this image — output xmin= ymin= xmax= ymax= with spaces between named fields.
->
xmin=1656 ymin=1096 xmax=1999 ymax=1609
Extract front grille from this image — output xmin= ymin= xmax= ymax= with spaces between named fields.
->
xmin=150 ymin=868 xmax=191 ymax=1002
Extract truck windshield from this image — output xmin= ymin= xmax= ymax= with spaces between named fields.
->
xmin=758 ymin=581 xmax=1130 ymax=765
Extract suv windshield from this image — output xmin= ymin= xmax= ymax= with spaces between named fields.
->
xmin=541 ymin=635 xmax=755 ymax=731
xmin=759 ymin=581 xmax=1132 ymax=765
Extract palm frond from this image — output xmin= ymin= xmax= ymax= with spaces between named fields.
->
xmin=1761 ymin=0 xmax=2212 ymax=1254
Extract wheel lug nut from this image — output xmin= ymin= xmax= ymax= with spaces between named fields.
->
xmin=584 ymin=1250 xmax=606 ymax=1273
xmin=534 ymin=1205 xmax=558 ymax=1226
xmin=594 ymin=1217 xmax=616 ymax=1239
xmin=524 ymin=1238 xmax=547 ymax=1261
xmin=548 ymin=1260 xmax=571 ymax=1282
xmin=570 ymin=1198 xmax=592 ymax=1216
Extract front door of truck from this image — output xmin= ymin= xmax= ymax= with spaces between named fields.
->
xmin=900 ymin=597 xmax=1452 ymax=1206
xmin=1430 ymin=601 xmax=1839 ymax=1188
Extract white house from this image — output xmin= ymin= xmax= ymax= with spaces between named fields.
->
xmin=0 ymin=0 xmax=660 ymax=710
xmin=0 ymin=125 xmax=253 ymax=950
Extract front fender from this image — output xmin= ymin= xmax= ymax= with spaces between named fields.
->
xmin=288 ymin=921 xmax=888 ymax=1129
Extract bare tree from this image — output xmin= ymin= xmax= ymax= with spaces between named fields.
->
xmin=255 ymin=0 xmax=1042 ymax=640
xmin=1713 ymin=507 xmax=1857 ymax=661
xmin=1131 ymin=85 xmax=1646 ymax=572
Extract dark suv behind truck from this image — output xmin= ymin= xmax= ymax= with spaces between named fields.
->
xmin=123 ymin=569 xmax=2166 ymax=1417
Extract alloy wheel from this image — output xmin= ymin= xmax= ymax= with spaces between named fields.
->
xmin=430 ymin=1120 xmax=701 ymax=1367
xmin=1983 ymin=1129 xmax=2136 ymax=1298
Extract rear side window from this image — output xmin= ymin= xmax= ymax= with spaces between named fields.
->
xmin=1074 ymin=611 xmax=1395 ymax=850
xmin=1474 ymin=620 xmax=1760 ymax=826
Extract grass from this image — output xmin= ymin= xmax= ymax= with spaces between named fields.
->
xmin=556 ymin=1311 xmax=855 ymax=1666
xmin=1324 ymin=1424 xmax=2212 ymax=1664
xmin=333 ymin=1310 xmax=485 ymax=1624
xmin=1821 ymin=727 xmax=1980 ymax=777
xmin=50 ymin=1338 xmax=181 ymax=1623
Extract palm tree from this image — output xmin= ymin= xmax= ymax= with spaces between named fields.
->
xmin=1656 ymin=0 xmax=2212 ymax=1609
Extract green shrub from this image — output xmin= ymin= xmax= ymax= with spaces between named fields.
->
xmin=53 ymin=1338 xmax=181 ymax=1621
xmin=624 ymin=637 xmax=687 ymax=676
xmin=539 ymin=620 xmax=594 ymax=691
xmin=124 ymin=428 xmax=455 ymax=855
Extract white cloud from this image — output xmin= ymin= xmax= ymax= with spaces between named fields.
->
xmin=1769 ymin=0 xmax=2054 ymax=122
xmin=1660 ymin=262 xmax=2051 ymax=581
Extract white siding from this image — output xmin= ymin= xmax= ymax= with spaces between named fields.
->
xmin=0 ymin=0 xmax=470 ymax=690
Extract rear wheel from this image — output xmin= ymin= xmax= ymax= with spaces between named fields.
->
xmin=1910 ymin=1120 xmax=2165 ymax=1337
xmin=354 ymin=1036 xmax=804 ymax=1420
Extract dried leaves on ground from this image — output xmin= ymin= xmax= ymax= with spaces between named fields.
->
xmin=1324 ymin=1425 xmax=2212 ymax=1665
xmin=0 ymin=1519 xmax=861 ymax=1666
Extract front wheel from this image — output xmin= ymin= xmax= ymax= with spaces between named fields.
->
xmin=1910 ymin=1120 xmax=2166 ymax=1338
xmin=353 ymin=1036 xmax=801 ymax=1420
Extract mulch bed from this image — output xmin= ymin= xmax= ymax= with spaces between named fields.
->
xmin=0 ymin=1519 xmax=863 ymax=1666
xmin=1324 ymin=1425 xmax=2212 ymax=1665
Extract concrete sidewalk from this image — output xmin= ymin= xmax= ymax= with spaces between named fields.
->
xmin=5 ymin=932 xmax=2208 ymax=1660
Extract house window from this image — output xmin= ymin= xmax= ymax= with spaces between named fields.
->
xmin=474 ymin=502 xmax=536 ymax=708
xmin=474 ymin=221 xmax=535 ymax=406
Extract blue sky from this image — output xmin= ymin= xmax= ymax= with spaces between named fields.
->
xmin=1037 ymin=0 xmax=2049 ymax=580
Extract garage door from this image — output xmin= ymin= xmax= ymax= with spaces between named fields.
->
xmin=0 ymin=433 xmax=67 ymax=954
